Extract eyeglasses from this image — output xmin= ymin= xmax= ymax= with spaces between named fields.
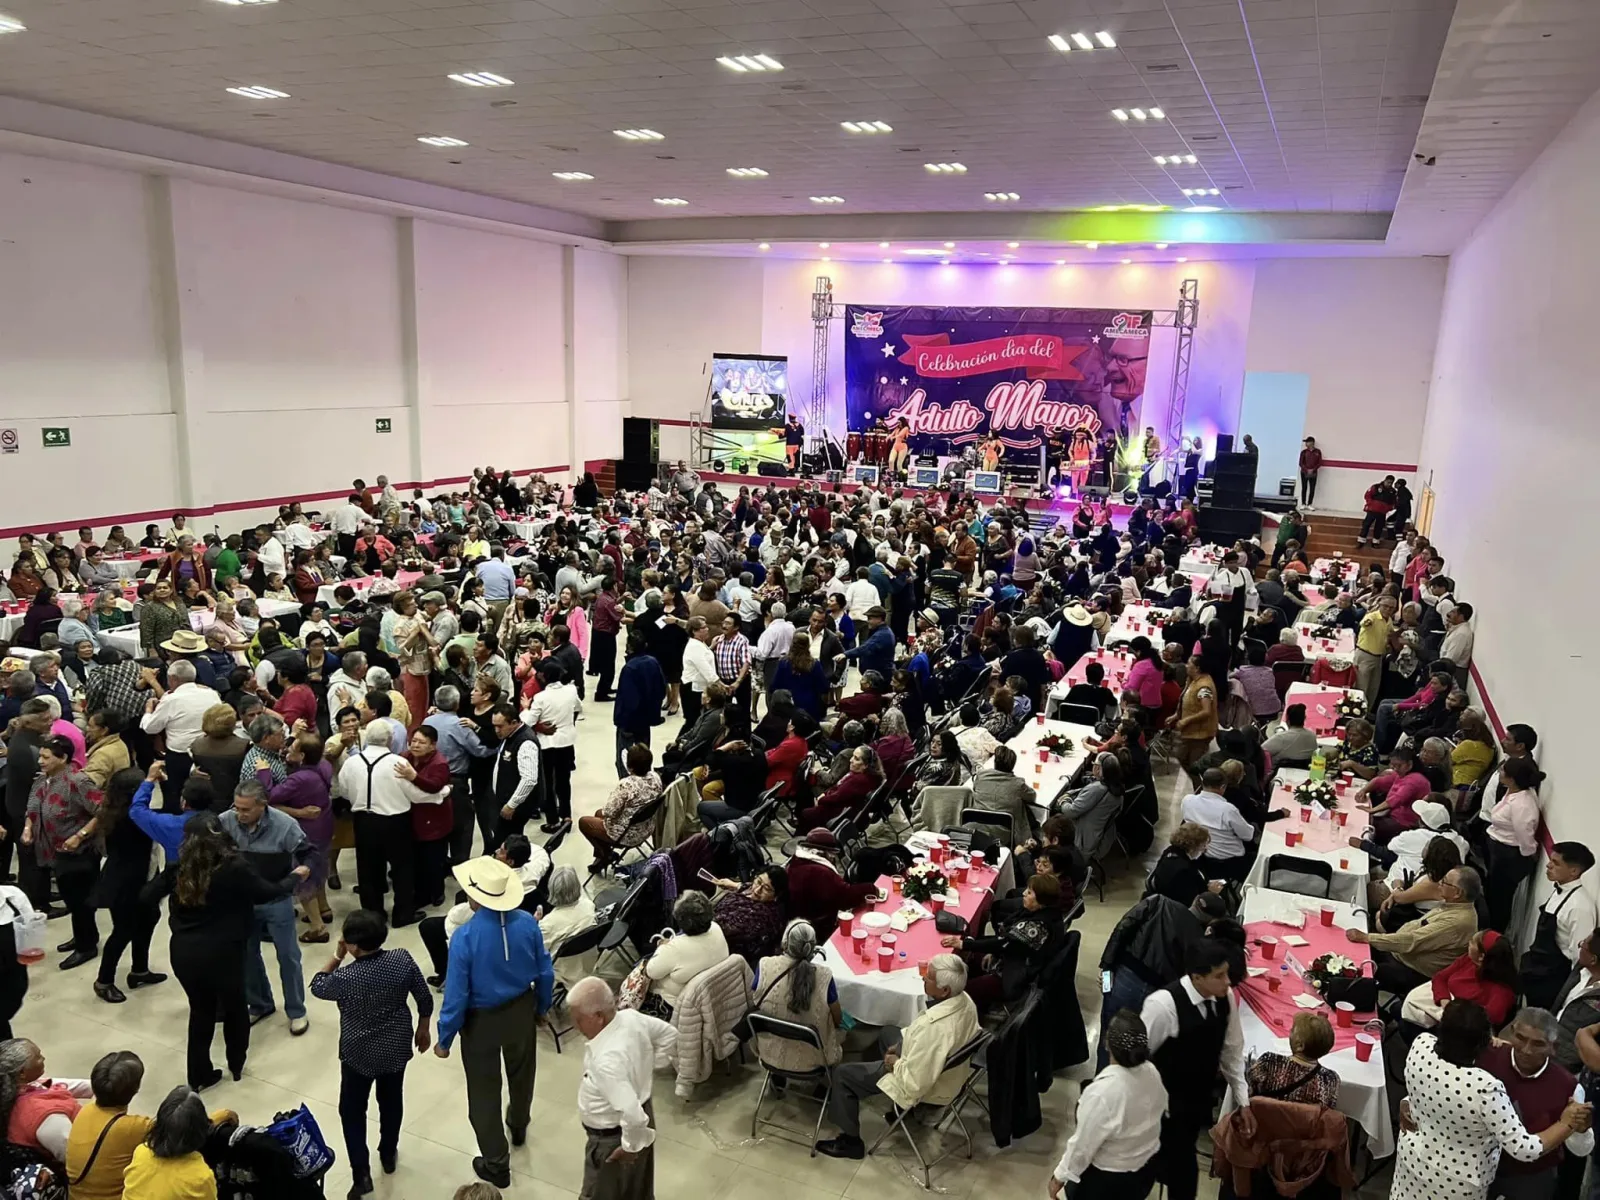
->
xmin=1106 ymin=352 xmax=1148 ymax=367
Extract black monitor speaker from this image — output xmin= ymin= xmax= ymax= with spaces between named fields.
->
xmin=622 ymin=417 xmax=659 ymax=464
xmin=1215 ymin=433 xmax=1235 ymax=454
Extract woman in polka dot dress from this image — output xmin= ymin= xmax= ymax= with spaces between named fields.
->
xmin=1393 ymin=1000 xmax=1590 ymax=1200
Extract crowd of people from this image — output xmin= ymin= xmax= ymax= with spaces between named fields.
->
xmin=0 ymin=454 xmax=1584 ymax=1200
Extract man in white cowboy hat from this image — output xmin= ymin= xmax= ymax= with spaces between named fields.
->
xmin=1049 ymin=601 xmax=1096 ymax=676
xmin=433 ymin=855 xmax=554 ymax=1189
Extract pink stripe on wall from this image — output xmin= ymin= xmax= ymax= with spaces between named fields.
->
xmin=0 ymin=464 xmax=571 ymax=541
xmin=1319 ymin=459 xmax=1418 ymax=472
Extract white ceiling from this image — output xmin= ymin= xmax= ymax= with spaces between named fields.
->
xmin=0 ymin=0 xmax=1457 ymax=224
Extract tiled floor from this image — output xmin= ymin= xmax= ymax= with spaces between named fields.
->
xmin=21 ymin=703 xmax=1324 ymax=1200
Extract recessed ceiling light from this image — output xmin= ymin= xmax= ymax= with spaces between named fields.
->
xmin=1177 ymin=256 xmax=1188 ymax=262
xmin=1007 ymin=241 xmax=1020 ymax=248
xmin=1112 ymin=109 xmax=1129 ymax=121
xmin=1155 ymin=243 xmax=1169 ymax=249
xmin=1095 ymin=31 xmax=1117 ymax=47
xmin=984 ymin=192 xmax=1021 ymax=202
xmin=1184 ymin=154 xmax=1197 ymax=164
xmin=726 ymin=167 xmax=769 ymax=177
xmin=226 ymin=85 xmax=289 ymax=99
xmin=212 ymin=0 xmax=275 ymax=5
xmin=449 ymin=71 xmax=513 ymax=87
xmin=1071 ymin=32 xmax=1094 ymax=50
xmin=1121 ymin=258 xmax=1132 ymax=264
xmin=0 ymin=10 xmax=23 ymax=27
xmin=924 ymin=163 xmax=967 ymax=174
xmin=1048 ymin=34 xmax=1071 ymax=52
xmin=819 ymin=242 xmax=830 ymax=248
xmin=882 ymin=258 xmax=893 ymax=264
xmin=1131 ymin=108 xmax=1148 ymax=120
xmin=613 ymin=128 xmax=664 ymax=141
xmin=552 ymin=171 xmax=593 ymax=180
xmin=940 ymin=259 xmax=951 ymax=266
xmin=1185 ymin=206 xmax=1220 ymax=212
xmin=1182 ymin=187 xmax=1221 ymax=196
xmin=944 ymin=242 xmax=956 ymax=249
xmin=902 ymin=249 xmax=944 ymax=256
xmin=1155 ymin=155 xmax=1197 ymax=166
xmin=879 ymin=242 xmax=890 ymax=248
xmin=418 ymin=135 xmax=468 ymax=147
xmin=841 ymin=121 xmax=893 ymax=133
xmin=717 ymin=54 xmax=783 ymax=72
xmin=1056 ymin=259 xmax=1066 ymax=265
xmin=758 ymin=243 xmax=770 ymax=250
xmin=1150 ymin=107 xmax=1166 ymax=119
xmin=809 ymin=195 xmax=845 ymax=204
xmin=821 ymin=256 xmax=831 ymax=262
xmin=653 ymin=197 xmax=688 ymax=205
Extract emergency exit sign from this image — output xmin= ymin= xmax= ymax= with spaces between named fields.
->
xmin=375 ymin=418 xmax=392 ymax=433
xmin=41 ymin=427 xmax=70 ymax=448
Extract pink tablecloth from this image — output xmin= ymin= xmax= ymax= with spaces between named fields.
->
xmin=1285 ymin=683 xmax=1354 ymax=734
xmin=1063 ymin=649 xmax=1135 ymax=690
xmin=828 ymin=863 xmax=1000 ymax=977
xmin=1241 ymin=917 xmax=1376 ymax=1050
xmin=1274 ymin=781 xmax=1371 ymax=851
xmin=350 ymin=570 xmax=423 ymax=593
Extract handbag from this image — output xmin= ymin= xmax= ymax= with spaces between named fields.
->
xmin=617 ymin=959 xmax=652 ymax=1011
xmin=934 ymin=911 xmax=968 ymax=935
xmin=69 ymin=1113 xmax=124 ymax=1186
xmin=263 ymin=1104 xmax=334 ymax=1178
xmin=1316 ymin=973 xmax=1378 ymax=1013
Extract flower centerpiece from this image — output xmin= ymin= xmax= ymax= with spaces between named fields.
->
xmin=1294 ymin=778 xmax=1338 ymax=809
xmin=1037 ymin=733 xmax=1076 ymax=756
xmin=901 ymin=860 xmax=950 ymax=904
xmin=1308 ymin=952 xmax=1358 ymax=981
xmin=1335 ymin=693 xmax=1367 ymax=719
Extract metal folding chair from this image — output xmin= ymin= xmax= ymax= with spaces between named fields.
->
xmin=865 ymin=1029 xmax=993 ymax=1189
xmin=542 ymin=921 xmax=614 ymax=1053
xmin=746 ymin=1014 xmax=834 ymax=1154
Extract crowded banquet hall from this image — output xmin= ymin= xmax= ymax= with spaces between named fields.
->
xmin=0 ymin=2 xmax=1597 ymax=1200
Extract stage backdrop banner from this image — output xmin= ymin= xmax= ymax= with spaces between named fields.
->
xmin=843 ymin=305 xmax=1154 ymax=451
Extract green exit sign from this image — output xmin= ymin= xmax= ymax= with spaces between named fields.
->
xmin=41 ymin=427 xmax=70 ymax=448
xmin=375 ymin=418 xmax=392 ymax=434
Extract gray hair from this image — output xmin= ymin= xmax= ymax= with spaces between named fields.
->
xmin=567 ymin=976 xmax=616 ymax=1018
xmin=363 ymin=720 xmax=396 ymax=748
xmin=779 ymin=919 xmax=820 ymax=1014
xmin=175 ymin=535 xmax=195 ymax=550
xmin=167 ymin=660 xmax=197 ymax=685
xmin=434 ymin=685 xmax=461 ymax=713
xmin=36 ymin=695 xmax=61 ymax=720
xmin=769 ymin=601 xmax=786 ymax=620
xmin=1278 ymin=627 xmax=1299 ymax=645
xmin=246 ymin=712 xmax=285 ymax=745
xmin=147 ymin=1085 xmax=210 ymax=1159
xmin=926 ymin=953 xmax=968 ymax=994
xmin=672 ymin=890 xmax=716 ymax=937
xmin=1452 ymin=866 xmax=1483 ymax=902
xmin=6 ymin=671 xmax=34 ymax=694
xmin=341 ymin=650 xmax=367 ymax=673
xmin=60 ymin=595 xmax=83 ymax=619
xmin=27 ymin=653 xmax=55 ymax=674
xmin=233 ymin=779 xmax=269 ymax=808
xmin=547 ymin=865 xmax=582 ymax=909
xmin=1422 ymin=737 xmax=1451 ymax=761
xmin=365 ymin=666 xmax=393 ymax=692
xmin=1512 ymin=1006 xmax=1559 ymax=1041
xmin=0 ymin=1040 xmax=37 ymax=1134
xmin=204 ymin=627 xmax=230 ymax=648
xmin=879 ymin=708 xmax=908 ymax=738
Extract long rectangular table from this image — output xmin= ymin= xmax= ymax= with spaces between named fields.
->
xmin=1243 ymin=776 xmax=1370 ymax=906
xmin=1233 ymin=886 xmax=1393 ymax=1158
xmin=1285 ymin=681 xmax=1360 ymax=735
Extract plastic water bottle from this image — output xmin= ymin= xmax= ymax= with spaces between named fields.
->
xmin=1309 ymin=748 xmax=1327 ymax=782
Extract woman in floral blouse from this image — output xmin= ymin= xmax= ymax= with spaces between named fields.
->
xmin=577 ymin=743 xmax=662 ymax=870
xmin=1245 ymin=1012 xmax=1341 ymax=1109
xmin=25 ymin=735 xmax=103 ymax=969
xmin=137 ymin=579 xmax=188 ymax=655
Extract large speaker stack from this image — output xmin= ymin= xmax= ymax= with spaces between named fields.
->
xmin=617 ymin=417 xmax=659 ymax=490
xmin=1196 ymin=447 xmax=1262 ymax=544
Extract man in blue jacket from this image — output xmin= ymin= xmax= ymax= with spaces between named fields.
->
xmin=612 ymin=633 xmax=667 ymax=778
xmin=129 ymin=760 xmax=211 ymax=860
xmin=844 ymin=605 xmax=896 ymax=684
xmin=434 ymin=856 xmax=554 ymax=1189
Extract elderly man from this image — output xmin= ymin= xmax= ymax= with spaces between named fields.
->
xmin=1347 ymin=865 xmax=1480 ymax=996
xmin=339 ymin=722 xmax=446 ymax=928
xmin=221 ymin=780 xmax=316 ymax=1035
xmin=423 ymin=685 xmax=495 ymax=870
xmin=1353 ymin=595 xmax=1396 ymax=707
xmin=434 ymin=855 xmax=554 ymax=1189
xmin=967 ymin=745 xmax=1041 ymax=845
xmin=30 ymin=653 xmax=72 ymax=716
xmin=817 ymin=952 xmax=982 ymax=1159
xmin=138 ymin=659 xmax=217 ymax=805
xmin=752 ymin=601 xmax=795 ymax=719
xmin=1479 ymin=1008 xmax=1595 ymax=1200
xmin=1179 ymin=768 xmax=1255 ymax=882
xmin=568 ymin=977 xmax=678 ymax=1200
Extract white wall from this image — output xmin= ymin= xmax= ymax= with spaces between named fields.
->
xmin=0 ymin=147 xmax=626 ymax=547
xmin=1418 ymin=86 xmax=1600 ymax=853
xmin=1246 ymin=258 xmax=1447 ymax=512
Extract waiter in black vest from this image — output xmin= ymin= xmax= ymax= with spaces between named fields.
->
xmin=1139 ymin=939 xmax=1252 ymax=1200
xmin=488 ymin=704 xmax=540 ymax=852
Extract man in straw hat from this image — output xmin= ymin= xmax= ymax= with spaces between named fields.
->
xmin=433 ymin=855 xmax=554 ymax=1189
xmin=567 ymin=976 xmax=677 ymax=1200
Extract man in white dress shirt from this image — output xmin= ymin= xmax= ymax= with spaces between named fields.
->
xmin=1140 ymin=939 xmax=1251 ymax=1200
xmin=569 ymin=976 xmax=677 ymax=1200
xmin=1521 ymin=842 xmax=1599 ymax=1012
xmin=752 ymin=602 xmax=795 ymax=719
xmin=138 ymin=660 xmax=218 ymax=805
xmin=1051 ymin=1010 xmax=1167 ymax=1200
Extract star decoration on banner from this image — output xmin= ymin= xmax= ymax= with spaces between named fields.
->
xmin=1091 ymin=335 xmax=1101 ymax=343
xmin=881 ymin=342 xmax=897 ymax=357
xmin=900 ymin=376 xmax=908 ymax=385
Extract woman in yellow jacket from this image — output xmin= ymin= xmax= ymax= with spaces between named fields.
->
xmin=123 ymin=1086 xmax=216 ymax=1200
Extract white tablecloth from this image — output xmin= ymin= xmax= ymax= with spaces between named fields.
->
xmin=1233 ymin=887 xmax=1393 ymax=1158
xmin=1242 ymin=776 xmax=1370 ymax=907
xmin=103 ymin=627 xmax=142 ymax=658
xmin=0 ymin=611 xmax=23 ymax=641
xmin=821 ymin=849 xmax=1012 ymax=1028
xmin=105 ymin=557 xmax=161 ymax=580
xmin=1105 ymin=603 xmax=1166 ymax=649
xmin=192 ymin=599 xmax=301 ymax=630
xmin=996 ymin=717 xmax=1099 ymax=813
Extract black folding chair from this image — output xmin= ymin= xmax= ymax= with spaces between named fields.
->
xmin=746 ymin=1014 xmax=834 ymax=1154
xmin=542 ymin=921 xmax=614 ymax=1053
xmin=958 ymin=807 xmax=1014 ymax=846
xmin=1054 ymin=702 xmax=1103 ymax=727
xmin=1264 ymin=853 xmax=1334 ymax=898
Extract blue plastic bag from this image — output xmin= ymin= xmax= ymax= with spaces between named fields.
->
xmin=264 ymin=1105 xmax=334 ymax=1178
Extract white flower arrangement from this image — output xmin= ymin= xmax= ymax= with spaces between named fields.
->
xmin=1309 ymin=952 xmax=1359 ymax=979
xmin=1294 ymin=779 xmax=1338 ymax=809
xmin=902 ymin=860 xmax=950 ymax=903
xmin=1334 ymin=693 xmax=1367 ymax=719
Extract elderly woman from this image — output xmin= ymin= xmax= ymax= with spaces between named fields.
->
xmin=942 ymin=872 xmax=1064 ymax=1011
xmin=751 ymin=919 xmax=843 ymax=1072
xmin=644 ymin=890 xmax=729 ymax=1006
xmin=1401 ymin=930 xmax=1519 ymax=1030
xmin=578 ymin=743 xmax=662 ymax=871
xmin=1145 ymin=822 xmax=1222 ymax=907
xmin=539 ymin=865 xmax=598 ymax=988
xmin=137 ymin=579 xmax=189 ymax=656
xmin=269 ymin=732 xmax=334 ymax=943
xmin=873 ymin=707 xmax=915 ymax=789
xmin=88 ymin=589 xmax=132 ymax=632
xmin=209 ymin=599 xmax=251 ymax=663
xmin=709 ymin=864 xmax=790 ymax=965
xmin=156 ymin=535 xmax=211 ymax=594
xmin=123 ymin=1086 xmax=217 ymax=1200
xmin=799 ymin=744 xmax=883 ymax=833
xmin=364 ymin=666 xmax=411 ymax=733
xmin=241 ymin=712 xmax=289 ymax=789
xmin=1246 ymin=1012 xmax=1341 ymax=1107
xmin=1055 ymin=752 xmax=1126 ymax=860
xmin=57 ymin=594 xmax=99 ymax=654
xmin=0 ymin=1037 xmax=90 ymax=1161
xmin=1393 ymin=1001 xmax=1585 ymax=1200
xmin=1451 ymin=709 xmax=1498 ymax=791
xmin=187 ymin=704 xmax=249 ymax=812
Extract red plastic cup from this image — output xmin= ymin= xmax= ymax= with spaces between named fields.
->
xmin=1300 ymin=807 xmax=1313 ymax=824
xmin=1260 ymin=937 xmax=1278 ymax=961
xmin=1039 ymin=747 xmax=1050 ymax=763
xmin=1267 ymin=975 xmax=1282 ymax=993
xmin=969 ymin=851 xmax=986 ymax=871
xmin=1335 ymin=1001 xmax=1354 ymax=1028
xmin=1036 ymin=714 xmax=1045 ymax=726
xmin=1320 ymin=904 xmax=1336 ymax=927
xmin=1355 ymin=1033 xmax=1376 ymax=1062
xmin=1285 ymin=831 xmax=1301 ymax=847
xmin=878 ymin=947 xmax=894 ymax=973
xmin=930 ymin=897 xmax=945 ymax=914
xmin=1335 ymin=810 xmax=1348 ymax=826
xmin=1339 ymin=857 xmax=1350 ymax=870
xmin=852 ymin=929 xmax=869 ymax=959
